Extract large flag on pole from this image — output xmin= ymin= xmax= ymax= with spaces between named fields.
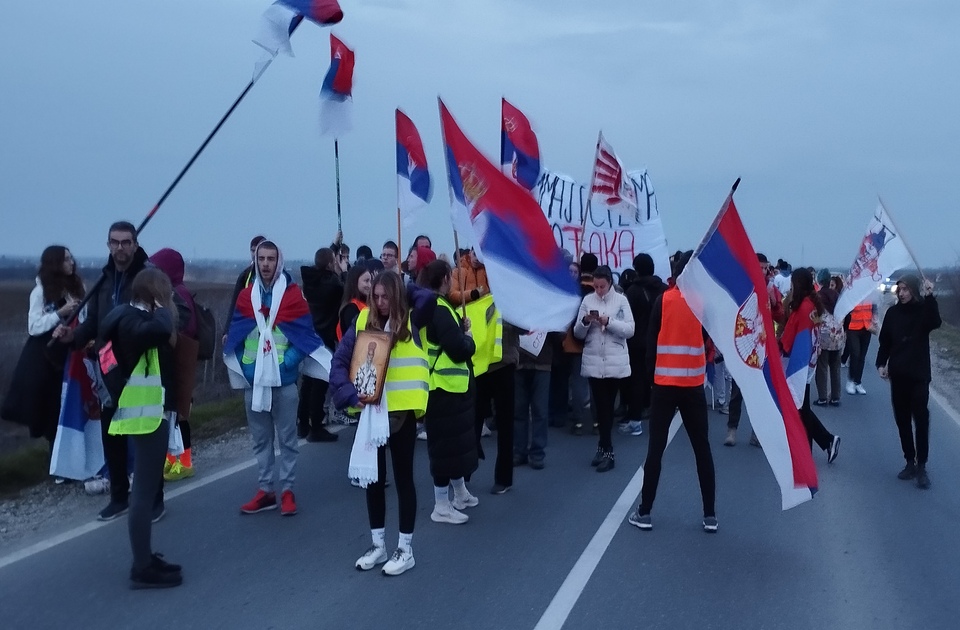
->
xmin=833 ymin=203 xmax=913 ymax=323
xmin=396 ymin=109 xmax=432 ymax=229
xmin=439 ymin=99 xmax=580 ymax=331
xmin=500 ymin=98 xmax=540 ymax=191
xmin=253 ymin=0 xmax=343 ymax=57
xmin=589 ymin=132 xmax=640 ymax=223
xmin=319 ymin=33 xmax=355 ymax=137
xmin=676 ymin=186 xmax=818 ymax=510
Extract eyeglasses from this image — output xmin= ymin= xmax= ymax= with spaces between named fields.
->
xmin=381 ymin=253 xmax=396 ymax=260
xmin=108 ymin=239 xmax=135 ymax=249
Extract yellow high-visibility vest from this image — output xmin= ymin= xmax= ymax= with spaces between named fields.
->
xmin=355 ymin=310 xmax=430 ymax=418
xmin=421 ymin=298 xmax=472 ymax=393
xmin=109 ymin=348 xmax=164 ymax=435
xmin=464 ymin=294 xmax=502 ymax=376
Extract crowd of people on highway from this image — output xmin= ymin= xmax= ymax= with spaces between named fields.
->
xmin=0 ymin=219 xmax=942 ymax=588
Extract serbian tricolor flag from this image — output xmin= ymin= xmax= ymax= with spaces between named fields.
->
xmin=396 ymin=108 xmax=432 ymax=229
xmin=439 ymin=99 xmax=579 ymax=332
xmin=253 ymin=0 xmax=342 ymax=58
xmin=49 ymin=351 xmax=105 ymax=481
xmin=320 ymin=33 xmax=355 ymax=137
xmin=500 ymin=98 xmax=540 ymax=191
xmin=676 ymin=185 xmax=818 ymax=509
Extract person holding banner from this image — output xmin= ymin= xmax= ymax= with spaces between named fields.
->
xmin=573 ymin=265 xmax=634 ymax=473
xmin=876 ymin=275 xmax=941 ymax=489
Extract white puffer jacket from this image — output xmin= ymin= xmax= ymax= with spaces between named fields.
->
xmin=573 ymin=290 xmax=635 ymax=379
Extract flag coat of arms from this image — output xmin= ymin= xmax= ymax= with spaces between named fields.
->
xmin=677 ymin=192 xmax=818 ymax=509
xmin=253 ymin=0 xmax=343 ymax=57
xmin=589 ymin=132 xmax=639 ymax=222
xmin=439 ymin=100 xmax=580 ymax=332
xmin=833 ymin=203 xmax=913 ymax=323
xmin=396 ymin=109 xmax=431 ymax=227
xmin=320 ymin=33 xmax=355 ymax=137
xmin=500 ymin=98 xmax=540 ymax=191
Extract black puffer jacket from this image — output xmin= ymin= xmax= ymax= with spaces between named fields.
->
xmin=625 ymin=274 xmax=666 ymax=352
xmin=300 ymin=266 xmax=344 ymax=350
xmin=876 ymin=294 xmax=941 ymax=382
xmin=423 ymin=299 xmax=478 ymax=480
xmin=98 ymin=305 xmax=176 ymax=414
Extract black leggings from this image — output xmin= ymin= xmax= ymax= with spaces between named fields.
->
xmin=799 ymin=385 xmax=833 ymax=451
xmin=366 ymin=412 xmax=417 ymax=534
xmin=129 ymin=419 xmax=169 ymax=570
xmin=640 ymin=384 xmax=715 ymax=517
xmin=588 ymin=378 xmax=619 ymax=451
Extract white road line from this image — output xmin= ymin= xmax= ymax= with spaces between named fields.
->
xmin=533 ymin=416 xmax=682 ymax=630
xmin=0 ymin=425 xmax=350 ymax=571
xmin=930 ymin=388 xmax=960 ymax=430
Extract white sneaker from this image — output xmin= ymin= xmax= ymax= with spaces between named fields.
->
xmin=431 ymin=503 xmax=469 ymax=524
xmin=452 ymin=490 xmax=479 ymax=510
xmin=84 ymin=476 xmax=109 ymax=495
xmin=382 ymin=547 xmax=415 ymax=576
xmin=855 ymin=383 xmax=867 ymax=395
xmin=416 ymin=425 xmax=428 ymax=441
xmin=480 ymin=423 xmax=493 ymax=438
xmin=845 ymin=381 xmax=856 ymax=395
xmin=355 ymin=545 xmax=387 ymax=571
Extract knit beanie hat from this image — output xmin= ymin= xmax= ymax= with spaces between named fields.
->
xmin=413 ymin=246 xmax=437 ymax=275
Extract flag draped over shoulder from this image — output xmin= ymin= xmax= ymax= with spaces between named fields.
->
xmin=833 ymin=203 xmax=913 ymax=323
xmin=320 ymin=33 xmax=355 ymax=137
xmin=589 ymin=132 xmax=639 ymax=223
xmin=396 ymin=108 xmax=431 ymax=229
xmin=500 ymin=98 xmax=540 ymax=191
xmin=49 ymin=351 xmax=105 ymax=481
xmin=676 ymin=193 xmax=817 ymax=510
xmin=439 ymin=100 xmax=580 ymax=332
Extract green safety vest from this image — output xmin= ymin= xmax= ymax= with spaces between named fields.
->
xmin=109 ymin=348 xmax=164 ymax=436
xmin=242 ymin=326 xmax=290 ymax=365
xmin=355 ymin=310 xmax=430 ymax=418
xmin=464 ymin=294 xmax=503 ymax=376
xmin=420 ymin=298 xmax=473 ymax=393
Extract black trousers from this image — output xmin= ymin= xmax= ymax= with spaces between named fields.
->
xmin=588 ymin=378 xmax=619 ymax=451
xmin=625 ymin=347 xmax=651 ymax=420
xmin=475 ymin=365 xmax=515 ymax=487
xmin=799 ymin=385 xmax=833 ymax=451
xmin=366 ymin=412 xmax=417 ymax=534
xmin=639 ymin=384 xmax=715 ymax=517
xmin=101 ymin=409 xmax=164 ymax=506
xmin=727 ymin=381 xmax=743 ymax=430
xmin=298 ymin=375 xmax=329 ymax=431
xmin=846 ymin=329 xmax=872 ymax=384
xmin=129 ymin=419 xmax=169 ymax=570
xmin=890 ymin=377 xmax=930 ymax=465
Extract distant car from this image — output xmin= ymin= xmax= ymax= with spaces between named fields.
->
xmin=878 ymin=270 xmax=907 ymax=294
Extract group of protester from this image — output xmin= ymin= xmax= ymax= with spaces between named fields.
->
xmin=1 ymin=220 xmax=942 ymax=588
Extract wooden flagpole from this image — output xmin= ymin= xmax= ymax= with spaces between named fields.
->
xmin=334 ymin=139 xmax=343 ymax=234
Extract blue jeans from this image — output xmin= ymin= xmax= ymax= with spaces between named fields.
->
xmin=514 ymin=369 xmax=549 ymax=462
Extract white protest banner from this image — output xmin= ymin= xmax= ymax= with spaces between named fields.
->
xmin=518 ymin=330 xmax=547 ymax=357
xmin=535 ymin=168 xmax=671 ymax=281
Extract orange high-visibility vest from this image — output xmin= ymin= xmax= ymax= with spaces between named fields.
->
xmin=654 ymin=287 xmax=706 ymax=387
xmin=848 ymin=303 xmax=872 ymax=331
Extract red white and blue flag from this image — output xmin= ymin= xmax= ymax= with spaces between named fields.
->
xmin=49 ymin=351 xmax=105 ymax=481
xmin=676 ymin=189 xmax=818 ymax=509
xmin=589 ymin=132 xmax=640 ymax=223
xmin=396 ymin=108 xmax=432 ymax=228
xmin=439 ymin=99 xmax=579 ymax=332
xmin=253 ymin=0 xmax=342 ymax=58
xmin=500 ymin=98 xmax=540 ymax=191
xmin=320 ymin=33 xmax=355 ymax=137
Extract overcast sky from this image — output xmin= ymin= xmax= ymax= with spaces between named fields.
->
xmin=2 ymin=0 xmax=958 ymax=269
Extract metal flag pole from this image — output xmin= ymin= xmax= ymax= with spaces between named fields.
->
xmin=334 ymin=139 xmax=343 ymax=234
xmin=56 ymin=54 xmax=280 ymax=335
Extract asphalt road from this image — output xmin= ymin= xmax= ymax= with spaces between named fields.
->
xmin=2 ymin=349 xmax=959 ymax=630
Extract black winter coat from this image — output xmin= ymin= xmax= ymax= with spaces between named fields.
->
xmin=625 ymin=275 xmax=666 ymax=352
xmin=74 ymin=247 xmax=151 ymax=349
xmin=423 ymin=299 xmax=478 ymax=480
xmin=876 ymin=296 xmax=941 ymax=382
xmin=300 ymin=266 xmax=344 ymax=350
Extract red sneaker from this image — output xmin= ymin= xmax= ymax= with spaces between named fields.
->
xmin=240 ymin=490 xmax=277 ymax=514
xmin=280 ymin=490 xmax=297 ymax=516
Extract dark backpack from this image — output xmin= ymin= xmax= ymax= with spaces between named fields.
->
xmin=194 ymin=301 xmax=217 ymax=360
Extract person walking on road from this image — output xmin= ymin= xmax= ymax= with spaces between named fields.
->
xmin=876 ymin=274 xmax=941 ymax=489
xmin=845 ymin=300 xmax=877 ymax=395
xmin=629 ymin=251 xmax=716 ymax=533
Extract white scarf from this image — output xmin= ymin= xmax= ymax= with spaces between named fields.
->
xmin=249 ymin=271 xmax=287 ymax=412
xmin=347 ymin=321 xmax=391 ymax=487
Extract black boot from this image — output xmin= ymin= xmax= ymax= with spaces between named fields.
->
xmin=915 ymin=465 xmax=930 ymax=489
xmin=897 ymin=461 xmax=917 ymax=480
xmin=306 ymin=426 xmax=338 ymax=442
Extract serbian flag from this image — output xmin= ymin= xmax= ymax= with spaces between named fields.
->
xmin=49 ymin=351 xmax=105 ymax=481
xmin=500 ymin=98 xmax=540 ymax=191
xmin=253 ymin=0 xmax=342 ymax=58
xmin=676 ymin=186 xmax=818 ymax=509
xmin=396 ymin=108 xmax=432 ymax=229
xmin=320 ymin=33 xmax=355 ymax=137
xmin=589 ymin=132 xmax=640 ymax=223
xmin=833 ymin=202 xmax=913 ymax=323
xmin=439 ymin=99 xmax=579 ymax=332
